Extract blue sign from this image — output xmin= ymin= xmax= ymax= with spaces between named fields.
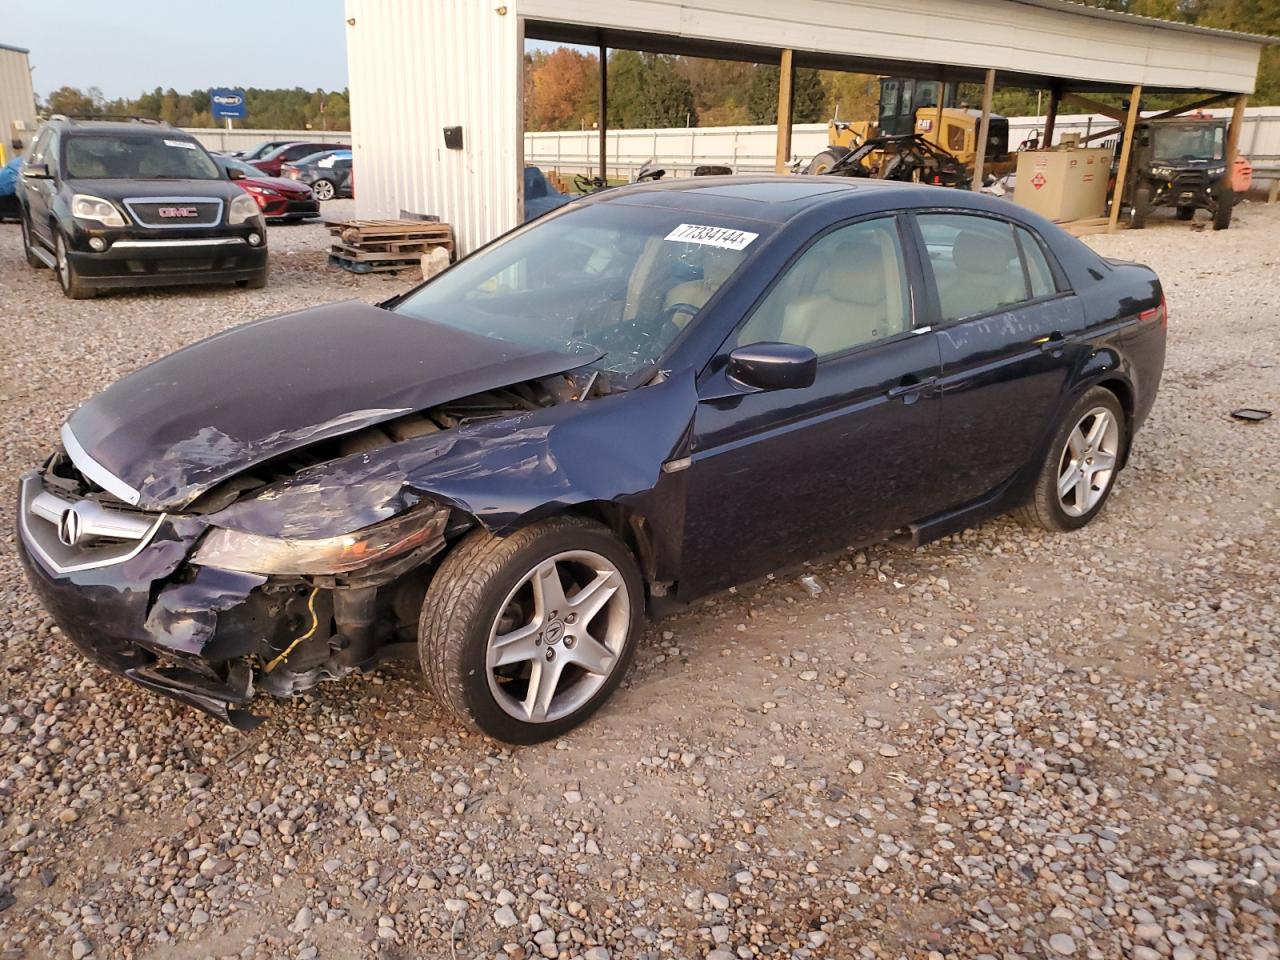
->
xmin=210 ymin=88 xmax=247 ymax=120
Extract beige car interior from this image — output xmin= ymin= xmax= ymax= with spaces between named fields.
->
xmin=735 ymin=219 xmax=911 ymax=357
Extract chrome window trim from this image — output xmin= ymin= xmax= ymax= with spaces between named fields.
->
xmin=19 ymin=475 xmax=165 ymax=575
xmin=122 ymin=196 xmax=225 ymax=228
xmin=112 ymin=238 xmax=246 ymax=249
xmin=60 ymin=422 xmax=142 ymax=506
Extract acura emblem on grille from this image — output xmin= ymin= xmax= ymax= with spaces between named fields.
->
xmin=58 ymin=504 xmax=85 ymax=547
xmin=158 ymin=206 xmax=199 ymax=218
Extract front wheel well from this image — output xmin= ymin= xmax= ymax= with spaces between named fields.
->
xmin=562 ymin=501 xmax=659 ymax=586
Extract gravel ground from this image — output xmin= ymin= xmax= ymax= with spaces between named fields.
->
xmin=0 ymin=199 xmax=1276 ymax=960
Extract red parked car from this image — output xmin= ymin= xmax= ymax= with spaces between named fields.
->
xmin=216 ymin=156 xmax=320 ymax=222
xmin=249 ymin=141 xmax=347 ymax=177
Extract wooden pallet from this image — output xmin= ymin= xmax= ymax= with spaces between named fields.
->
xmin=327 ymin=252 xmax=422 ymax=274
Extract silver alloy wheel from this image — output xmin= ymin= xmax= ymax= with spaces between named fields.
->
xmin=1057 ymin=406 xmax=1120 ymax=517
xmin=312 ymin=179 xmax=335 ymax=201
xmin=55 ymin=233 xmax=69 ymax=288
xmin=485 ymin=549 xmax=630 ymax=724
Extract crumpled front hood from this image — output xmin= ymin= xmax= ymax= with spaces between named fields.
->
xmin=64 ymin=300 xmax=599 ymax=511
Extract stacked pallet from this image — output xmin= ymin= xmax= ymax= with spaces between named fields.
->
xmin=325 ymin=219 xmax=455 ymax=274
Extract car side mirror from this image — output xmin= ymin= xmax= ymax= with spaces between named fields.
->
xmin=22 ymin=163 xmax=51 ymax=179
xmin=727 ymin=342 xmax=818 ymax=392
xmin=227 ymin=167 xmax=245 ymax=180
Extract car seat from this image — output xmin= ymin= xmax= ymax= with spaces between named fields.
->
xmin=937 ymin=230 xmax=1024 ymax=321
xmin=778 ymin=241 xmax=891 ymax=356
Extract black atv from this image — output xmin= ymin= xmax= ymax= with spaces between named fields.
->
xmin=1126 ymin=117 xmax=1234 ymax=230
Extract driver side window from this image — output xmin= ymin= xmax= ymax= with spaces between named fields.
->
xmin=734 ymin=217 xmax=913 ymax=358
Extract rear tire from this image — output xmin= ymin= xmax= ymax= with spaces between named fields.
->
xmin=311 ymin=178 xmax=336 ymax=201
xmin=1176 ymin=205 xmax=1194 ymax=221
xmin=1128 ymin=186 xmax=1150 ymax=229
xmin=54 ymin=231 xmax=95 ymax=300
xmin=1212 ymin=197 xmax=1232 ymax=231
xmin=1016 ymin=387 xmax=1127 ymax=533
xmin=419 ymin=516 xmax=643 ymax=744
xmin=21 ymin=214 xmax=45 ymax=269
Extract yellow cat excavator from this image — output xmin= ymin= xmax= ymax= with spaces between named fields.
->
xmin=806 ymin=77 xmax=1009 ymax=179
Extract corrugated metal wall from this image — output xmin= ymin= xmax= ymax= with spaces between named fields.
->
xmin=345 ymin=0 xmax=521 ymax=254
xmin=0 ymin=45 xmax=37 ymax=163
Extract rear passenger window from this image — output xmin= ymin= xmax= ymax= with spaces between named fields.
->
xmin=918 ymin=214 xmax=1047 ymax=323
xmin=1016 ymin=227 xmax=1057 ymax=299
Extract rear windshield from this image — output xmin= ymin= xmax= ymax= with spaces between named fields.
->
xmin=64 ymin=134 xmax=221 ymax=180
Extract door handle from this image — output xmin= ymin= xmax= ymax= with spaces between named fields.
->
xmin=886 ymin=375 xmax=938 ymax=400
xmin=1038 ymin=331 xmax=1073 ymax=353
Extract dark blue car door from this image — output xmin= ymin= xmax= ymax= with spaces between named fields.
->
xmin=911 ymin=212 xmax=1086 ymax=507
xmin=677 ymin=214 xmax=947 ymax=599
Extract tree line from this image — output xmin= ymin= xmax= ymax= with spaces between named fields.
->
xmin=39 ymin=86 xmax=351 ymax=131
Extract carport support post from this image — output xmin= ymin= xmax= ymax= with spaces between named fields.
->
xmin=598 ymin=43 xmax=608 ymax=184
xmin=1107 ymin=85 xmax=1143 ymax=233
xmin=970 ymin=68 xmax=995 ymax=192
xmin=1044 ymin=83 xmax=1061 ymax=148
xmin=774 ymin=48 xmax=794 ymax=174
xmin=1223 ymin=93 xmax=1248 ymax=194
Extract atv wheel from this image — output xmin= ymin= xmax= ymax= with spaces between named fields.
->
xmin=1176 ymin=205 xmax=1194 ymax=221
xmin=1212 ymin=197 xmax=1232 ymax=231
xmin=805 ymin=150 xmax=843 ymax=175
xmin=1128 ymin=186 xmax=1150 ymax=230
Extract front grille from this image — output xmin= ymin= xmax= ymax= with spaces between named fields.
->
xmin=20 ymin=475 xmax=164 ymax=575
xmin=124 ymin=197 xmax=224 ymax=228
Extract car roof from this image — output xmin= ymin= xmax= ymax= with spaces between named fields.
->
xmin=589 ymin=175 xmax=1013 ymax=225
xmin=51 ymin=119 xmax=191 ymax=138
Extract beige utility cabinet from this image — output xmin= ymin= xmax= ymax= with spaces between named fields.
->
xmin=1014 ymin=148 xmax=1112 ymax=222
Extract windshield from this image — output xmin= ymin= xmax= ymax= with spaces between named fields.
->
xmin=393 ymin=203 xmax=765 ymax=376
xmin=64 ymin=134 xmax=221 ymax=180
xmin=1151 ymin=123 xmax=1225 ymax=163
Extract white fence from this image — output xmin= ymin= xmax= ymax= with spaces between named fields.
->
xmin=525 ymin=107 xmax=1280 ymax=179
xmin=179 ymin=128 xmax=352 ymax=153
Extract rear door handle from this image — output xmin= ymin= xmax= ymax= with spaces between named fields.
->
xmin=886 ymin=375 xmax=938 ymax=400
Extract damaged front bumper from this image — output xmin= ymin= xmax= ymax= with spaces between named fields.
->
xmin=16 ymin=472 xmax=443 ymax=729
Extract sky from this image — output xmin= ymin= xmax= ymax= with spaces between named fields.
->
xmin=7 ymin=0 xmax=351 ymax=99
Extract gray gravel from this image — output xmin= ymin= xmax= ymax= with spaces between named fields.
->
xmin=0 ymin=198 xmax=1277 ymax=960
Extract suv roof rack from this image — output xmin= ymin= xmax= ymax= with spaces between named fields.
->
xmin=48 ymin=114 xmax=170 ymax=126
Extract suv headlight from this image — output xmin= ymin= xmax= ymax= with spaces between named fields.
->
xmin=71 ymin=194 xmax=126 ymax=227
xmin=193 ymin=504 xmax=449 ymax=576
xmin=228 ymin=193 xmax=263 ymax=225
xmin=1206 ymin=165 xmax=1226 ymax=178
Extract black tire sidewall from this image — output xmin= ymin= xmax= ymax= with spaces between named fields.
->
xmin=431 ymin=522 xmax=644 ymax=744
xmin=1035 ymin=388 xmax=1127 ymax=531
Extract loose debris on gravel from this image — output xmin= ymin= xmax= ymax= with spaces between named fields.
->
xmin=0 ymin=200 xmax=1276 ymax=960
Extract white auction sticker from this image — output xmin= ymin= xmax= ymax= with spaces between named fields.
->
xmin=164 ymin=139 xmax=196 ymax=149
xmin=665 ymin=223 xmax=758 ymax=251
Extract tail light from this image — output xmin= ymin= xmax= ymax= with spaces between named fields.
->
xmin=1138 ymin=294 xmax=1167 ymax=327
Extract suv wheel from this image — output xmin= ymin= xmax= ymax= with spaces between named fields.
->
xmin=54 ymin=231 xmax=95 ymax=300
xmin=419 ymin=516 xmax=643 ymax=744
xmin=312 ymin=179 xmax=336 ymax=201
xmin=21 ymin=215 xmax=46 ymax=269
xmin=1017 ymin=387 xmax=1127 ymax=532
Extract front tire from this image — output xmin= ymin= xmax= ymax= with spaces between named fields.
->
xmin=54 ymin=231 xmax=95 ymax=299
xmin=1212 ymin=196 xmax=1232 ymax=231
xmin=419 ymin=516 xmax=643 ymax=744
xmin=311 ymin=178 xmax=336 ymax=201
xmin=1017 ymin=387 xmax=1126 ymax=532
xmin=805 ymin=150 xmax=843 ymax=175
xmin=237 ymin=266 xmax=268 ymax=290
xmin=1176 ymin=205 xmax=1195 ymax=221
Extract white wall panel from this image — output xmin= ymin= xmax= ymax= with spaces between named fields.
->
xmin=345 ymin=0 xmax=521 ymax=253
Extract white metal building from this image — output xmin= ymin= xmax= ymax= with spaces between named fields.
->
xmin=0 ymin=43 xmax=37 ymax=164
xmin=344 ymin=0 xmax=1274 ymax=252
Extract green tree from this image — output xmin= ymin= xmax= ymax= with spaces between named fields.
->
xmin=44 ymin=86 xmax=99 ymax=117
xmin=746 ymin=65 xmax=826 ymax=124
xmin=606 ymin=51 xmax=695 ymax=128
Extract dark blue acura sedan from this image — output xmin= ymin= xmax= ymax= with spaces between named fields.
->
xmin=18 ymin=177 xmax=1165 ymax=743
